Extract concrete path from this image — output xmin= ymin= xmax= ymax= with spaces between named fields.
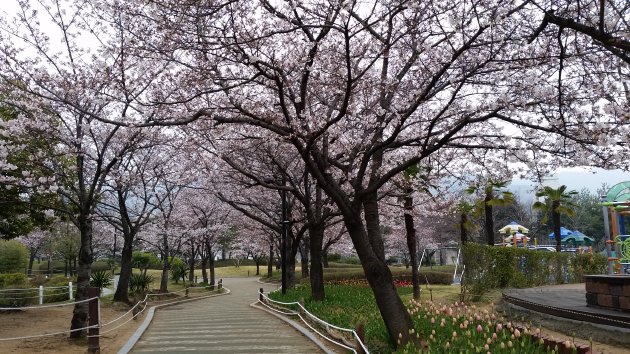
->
xmin=131 ymin=277 xmax=324 ymax=353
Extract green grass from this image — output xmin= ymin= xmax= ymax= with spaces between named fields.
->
xmin=269 ymin=284 xmax=556 ymax=354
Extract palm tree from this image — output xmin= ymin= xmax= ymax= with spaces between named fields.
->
xmin=456 ymin=201 xmax=476 ymax=245
xmin=533 ymin=185 xmax=577 ymax=252
xmin=466 ymin=180 xmax=514 ymax=245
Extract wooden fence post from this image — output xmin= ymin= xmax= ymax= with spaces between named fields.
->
xmin=355 ymin=323 xmax=366 ymax=354
xmin=218 ymin=279 xmax=223 ymax=290
xmin=259 ymin=288 xmax=263 ymax=301
xmin=87 ymin=287 xmax=100 ymax=354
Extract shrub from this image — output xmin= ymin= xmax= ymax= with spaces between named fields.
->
xmin=462 ymin=243 xmax=607 ymax=301
xmin=91 ymin=261 xmax=111 ymax=272
xmin=393 ymin=271 xmax=453 ymax=285
xmin=0 ymin=240 xmax=28 ymax=273
xmin=0 ymin=273 xmax=28 ymax=288
xmin=170 ymin=257 xmax=188 ymax=284
xmin=90 ymin=271 xmax=112 ymax=290
xmin=129 ymin=273 xmax=153 ymax=293
xmin=37 ymin=260 xmax=66 ymax=272
xmin=326 ymin=253 xmax=342 ymax=262
xmin=132 ymin=251 xmax=161 ymax=272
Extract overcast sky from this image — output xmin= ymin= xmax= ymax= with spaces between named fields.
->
xmin=510 ymin=167 xmax=630 ymax=203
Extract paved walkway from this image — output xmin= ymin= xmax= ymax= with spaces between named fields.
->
xmin=131 ymin=277 xmax=324 ymax=353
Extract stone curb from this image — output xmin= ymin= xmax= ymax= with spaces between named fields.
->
xmin=250 ymin=301 xmax=343 ymax=354
xmin=117 ymin=287 xmax=231 ymax=354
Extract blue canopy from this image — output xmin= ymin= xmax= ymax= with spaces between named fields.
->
xmin=549 ymin=227 xmax=573 ymax=240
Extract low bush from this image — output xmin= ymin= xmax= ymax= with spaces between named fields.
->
xmin=462 ymin=243 xmax=607 ymax=301
xmin=393 ymin=271 xmax=453 ymax=285
xmin=0 ymin=240 xmax=28 ymax=273
xmin=129 ymin=273 xmax=153 ymax=293
xmin=90 ymin=271 xmax=112 ymax=290
xmin=0 ymin=273 xmax=27 ymax=288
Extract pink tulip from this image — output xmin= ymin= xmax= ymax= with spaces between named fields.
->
xmin=477 ymin=324 xmax=483 ymax=333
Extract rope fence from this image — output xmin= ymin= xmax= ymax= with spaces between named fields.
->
xmin=258 ymin=289 xmax=369 ymax=354
xmin=0 ymin=279 xmax=226 ymax=353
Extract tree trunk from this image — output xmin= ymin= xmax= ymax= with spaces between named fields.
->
xmin=309 ymin=222 xmax=325 ymax=301
xmin=346 ymin=214 xmax=415 ymax=348
xmin=267 ymin=243 xmax=273 ymax=277
xmin=159 ymin=234 xmax=170 ymax=292
xmin=553 ymin=201 xmax=562 ymax=252
xmin=201 ymin=255 xmax=208 ymax=284
xmin=301 ymin=239 xmax=310 ymax=278
xmin=188 ymin=244 xmax=196 ymax=284
xmin=28 ymin=252 xmax=36 ymax=277
xmin=47 ymin=257 xmax=51 ymax=276
xmin=113 ymin=232 xmax=134 ymax=303
xmin=69 ymin=214 xmax=93 ymax=338
xmin=322 ymin=249 xmax=329 ymax=268
xmin=209 ymin=248 xmax=215 ymax=286
xmin=485 ymin=192 xmax=494 ymax=245
xmin=286 ymin=243 xmax=297 ymax=289
xmin=403 ymin=187 xmax=420 ymax=300
xmin=460 ymin=213 xmax=468 ymax=244
xmin=255 ymin=260 xmax=260 ymax=275
xmin=64 ymin=259 xmax=69 ymax=277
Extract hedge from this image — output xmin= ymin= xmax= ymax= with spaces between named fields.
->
xmin=462 ymin=243 xmax=607 ymax=301
xmin=0 ymin=240 xmax=28 ymax=273
xmin=37 ymin=260 xmax=111 ymax=272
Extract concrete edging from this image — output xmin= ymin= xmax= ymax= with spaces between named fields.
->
xmin=117 ymin=287 xmax=231 ymax=354
xmin=250 ymin=301 xmax=342 ymax=354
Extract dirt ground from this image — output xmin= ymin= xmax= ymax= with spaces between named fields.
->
xmin=0 ymin=300 xmax=148 ymax=353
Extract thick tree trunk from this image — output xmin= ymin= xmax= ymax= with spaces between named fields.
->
xmin=485 ymin=193 xmax=494 ymax=245
xmin=403 ymin=188 xmax=420 ymax=300
xmin=267 ymin=243 xmax=273 ymax=277
xmin=553 ymin=201 xmax=562 ymax=252
xmin=69 ymin=215 xmax=93 ymax=338
xmin=113 ymin=233 xmax=134 ymax=303
xmin=345 ymin=214 xmax=415 ymax=348
xmin=309 ymin=223 xmax=325 ymax=301
xmin=255 ymin=260 xmax=260 ymax=275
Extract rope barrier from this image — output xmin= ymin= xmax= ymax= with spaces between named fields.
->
xmin=259 ymin=291 xmax=369 ymax=354
xmin=0 ymin=324 xmax=99 ymax=341
xmin=296 ymin=312 xmax=358 ymax=353
xmin=0 ymin=296 xmax=98 ymax=311
xmin=93 ymin=302 xmax=149 ymax=337
xmin=0 ymin=286 xmax=69 ymax=293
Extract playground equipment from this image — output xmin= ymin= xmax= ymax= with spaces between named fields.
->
xmin=601 ymin=181 xmax=630 ymax=274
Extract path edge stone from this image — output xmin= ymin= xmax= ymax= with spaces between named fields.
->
xmin=251 ymin=301 xmax=342 ymax=354
xmin=117 ymin=288 xmax=231 ymax=354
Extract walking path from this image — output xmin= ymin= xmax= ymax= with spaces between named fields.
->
xmin=130 ymin=277 xmax=324 ymax=353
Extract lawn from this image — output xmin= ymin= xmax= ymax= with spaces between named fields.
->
xmin=268 ymin=283 xmax=589 ymax=354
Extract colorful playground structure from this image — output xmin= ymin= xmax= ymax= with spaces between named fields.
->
xmin=601 ymin=181 xmax=630 ymax=274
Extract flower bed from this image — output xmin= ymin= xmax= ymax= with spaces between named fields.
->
xmin=401 ymin=299 xmax=589 ymax=353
